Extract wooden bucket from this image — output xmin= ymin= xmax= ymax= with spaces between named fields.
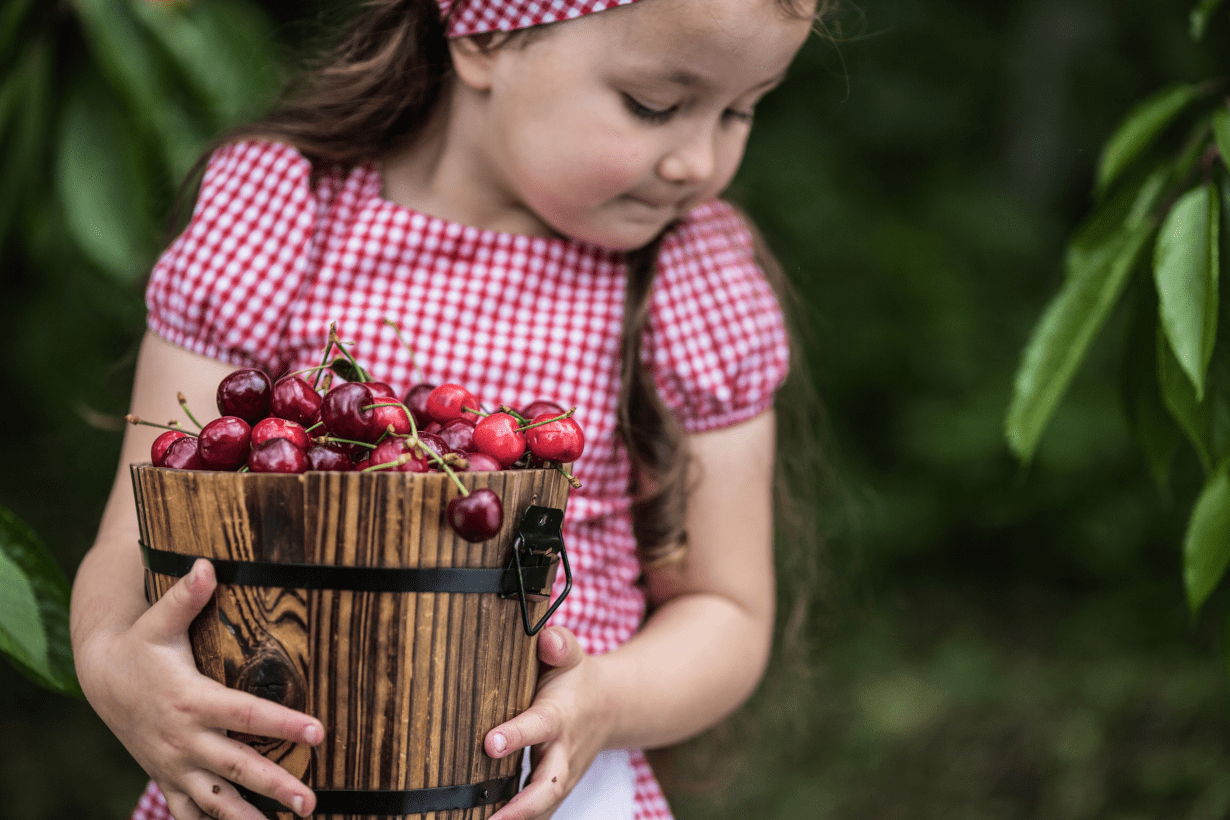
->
xmin=130 ymin=464 xmax=571 ymax=819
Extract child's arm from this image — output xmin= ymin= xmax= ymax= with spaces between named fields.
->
xmin=71 ymin=331 xmax=323 ymax=820
xmin=485 ymin=409 xmax=778 ymax=819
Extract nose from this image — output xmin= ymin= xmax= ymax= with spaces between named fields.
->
xmin=657 ymin=126 xmax=718 ymax=186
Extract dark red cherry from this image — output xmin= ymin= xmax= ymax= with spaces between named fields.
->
xmin=152 ymin=430 xmax=191 ymax=466
xmin=216 ymin=369 xmax=272 ymax=424
xmin=525 ymin=414 xmax=585 ymax=463
xmin=354 ymin=457 xmax=372 ymax=471
xmin=251 ymin=417 xmax=311 ymax=451
xmin=403 ymin=383 xmax=436 ymax=428
xmin=197 ymin=416 xmax=252 ymax=470
xmin=162 ymin=435 xmax=206 ymax=470
xmin=247 ymin=438 xmax=308 ymax=473
xmin=437 ymin=418 xmax=477 ymax=452
xmin=270 ymin=376 xmax=322 ymax=427
xmin=447 ymin=489 xmax=503 ymax=542
xmin=520 ymin=400 xmax=565 ymax=421
xmin=365 ymin=381 xmax=397 ymax=398
xmin=425 ymin=383 xmax=481 ymax=424
xmin=416 ymin=432 xmax=449 ymax=465
xmin=472 ymin=412 xmax=526 ymax=468
xmin=321 ymin=382 xmax=379 ymax=442
xmin=370 ymin=438 xmax=429 ymax=472
xmin=457 ymin=452 xmax=502 ymax=472
xmin=305 ymin=443 xmax=352 ymax=472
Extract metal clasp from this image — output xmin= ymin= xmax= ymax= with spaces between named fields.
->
xmin=501 ymin=505 xmax=572 ymax=636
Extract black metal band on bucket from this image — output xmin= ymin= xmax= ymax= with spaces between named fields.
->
xmin=139 ymin=540 xmax=553 ymax=595
xmin=235 ymin=773 xmax=520 ymax=818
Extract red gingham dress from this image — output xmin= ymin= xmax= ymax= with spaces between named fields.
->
xmin=131 ymin=140 xmax=788 ymax=820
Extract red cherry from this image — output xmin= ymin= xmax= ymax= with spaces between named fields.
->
xmin=197 ymin=416 xmax=252 ymax=470
xmin=216 ymin=369 xmax=272 ymax=424
xmin=321 ymin=382 xmax=379 ymax=442
xmin=162 ymin=436 xmax=206 ymax=470
xmin=472 ymin=413 xmax=526 ymax=468
xmin=270 ymin=376 xmax=322 ymax=427
xmin=525 ymin=414 xmax=585 ymax=463
xmin=447 ymin=489 xmax=503 ymax=542
xmin=151 ymin=430 xmax=190 ymax=466
xmin=354 ymin=457 xmax=372 ymax=471
xmin=520 ymin=400 xmax=565 ymax=421
xmin=457 ymin=452 xmax=502 ymax=472
xmin=425 ymin=383 xmax=481 ymax=424
xmin=365 ymin=381 xmax=397 ymax=398
xmin=370 ymin=438 xmax=429 ymax=472
xmin=251 ymin=417 xmax=311 ymax=451
xmin=437 ymin=417 xmax=477 ymax=452
xmin=403 ymin=383 xmax=436 ymax=428
xmin=305 ymin=443 xmax=352 ymax=472
xmin=371 ymin=398 xmax=413 ymax=438
xmin=247 ymin=438 xmax=308 ymax=473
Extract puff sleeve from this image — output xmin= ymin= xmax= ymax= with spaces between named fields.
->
xmin=145 ymin=140 xmax=320 ymax=375
xmin=646 ymin=200 xmax=790 ymax=433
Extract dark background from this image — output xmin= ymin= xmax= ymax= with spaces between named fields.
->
xmin=2 ymin=0 xmax=1230 ymax=817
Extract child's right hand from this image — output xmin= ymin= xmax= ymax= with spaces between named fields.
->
xmin=81 ymin=558 xmax=322 ymax=820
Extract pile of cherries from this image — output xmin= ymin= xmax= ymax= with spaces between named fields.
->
xmin=131 ymin=331 xmax=584 ymax=542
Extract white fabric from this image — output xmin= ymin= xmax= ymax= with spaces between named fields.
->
xmin=551 ymin=749 xmax=637 ymax=820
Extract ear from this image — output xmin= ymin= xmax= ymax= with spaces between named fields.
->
xmin=448 ymin=37 xmax=497 ymax=92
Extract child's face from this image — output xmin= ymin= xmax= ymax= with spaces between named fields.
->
xmin=454 ymin=0 xmax=815 ymax=250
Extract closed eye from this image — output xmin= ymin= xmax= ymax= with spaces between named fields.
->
xmin=723 ymin=108 xmax=755 ymax=125
xmin=622 ymin=93 xmax=676 ymax=125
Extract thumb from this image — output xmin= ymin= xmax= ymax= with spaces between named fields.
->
xmin=537 ymin=625 xmax=584 ymax=672
xmin=145 ymin=558 xmax=217 ymax=641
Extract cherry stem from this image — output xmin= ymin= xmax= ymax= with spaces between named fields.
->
xmin=517 ymin=408 xmax=575 ymax=432
xmin=551 ymin=462 xmax=583 ymax=490
xmin=126 ymin=415 xmax=198 ymax=436
xmin=315 ymin=436 xmax=376 ymax=449
xmin=496 ymin=405 xmax=529 ymax=424
xmin=176 ymin=392 xmax=204 ymax=430
xmin=305 ymin=421 xmax=324 ymax=433
xmin=395 ymin=433 xmax=469 ymax=495
xmin=328 ymin=324 xmax=368 ymax=383
xmin=382 ymin=318 xmax=424 ymax=384
xmin=238 ymin=465 xmax=250 ymax=473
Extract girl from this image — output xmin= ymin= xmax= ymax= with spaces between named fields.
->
xmin=69 ymin=0 xmax=824 ymax=818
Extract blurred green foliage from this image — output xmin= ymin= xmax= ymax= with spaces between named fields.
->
xmin=2 ymin=0 xmax=1230 ymax=817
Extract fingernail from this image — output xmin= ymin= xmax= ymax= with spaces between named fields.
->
xmin=292 ymin=795 xmax=304 ymax=816
xmin=550 ymin=630 xmax=565 ymax=655
xmin=491 ymin=732 xmax=507 ymax=754
xmin=304 ymin=723 xmax=322 ymax=744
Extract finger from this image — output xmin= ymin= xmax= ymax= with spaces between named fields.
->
xmin=536 ymin=626 xmax=583 ymax=671
xmin=180 ymin=771 xmax=283 ymax=820
xmin=196 ymin=733 xmax=316 ymax=817
xmin=486 ymin=701 xmax=562 ymax=759
xmin=197 ymin=686 xmax=324 ymax=746
xmin=144 ymin=559 xmax=218 ymax=641
xmin=489 ymin=743 xmax=569 ymax=820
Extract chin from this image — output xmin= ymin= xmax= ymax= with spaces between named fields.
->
xmin=556 ymin=218 xmax=672 ymax=253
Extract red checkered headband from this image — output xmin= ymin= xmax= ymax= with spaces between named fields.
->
xmin=438 ymin=0 xmax=644 ymax=37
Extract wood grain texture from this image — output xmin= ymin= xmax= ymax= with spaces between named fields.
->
xmin=133 ymin=464 xmax=569 ymax=819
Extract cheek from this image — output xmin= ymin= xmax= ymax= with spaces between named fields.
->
xmin=520 ymin=125 xmax=650 ymax=202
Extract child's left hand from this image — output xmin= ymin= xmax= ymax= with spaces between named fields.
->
xmin=484 ymin=624 xmax=614 ymax=820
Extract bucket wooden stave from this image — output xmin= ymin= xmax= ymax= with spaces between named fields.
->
xmin=131 ymin=464 xmax=569 ymax=819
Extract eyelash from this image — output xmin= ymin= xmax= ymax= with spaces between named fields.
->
xmin=621 ymin=93 xmax=755 ymax=127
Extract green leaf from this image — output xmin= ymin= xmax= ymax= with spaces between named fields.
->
xmin=0 ymin=37 xmax=51 ymax=251
xmin=0 ymin=506 xmax=80 ymax=696
xmin=1122 ymin=272 xmax=1182 ymax=493
xmin=55 ymin=77 xmax=155 ymax=283
xmin=1184 ymin=463 xmax=1230 ymax=615
xmin=71 ymin=0 xmax=207 ymax=180
xmin=131 ymin=0 xmax=279 ymax=127
xmin=1155 ymin=184 xmax=1219 ymax=399
xmin=1095 ymin=84 xmax=1203 ymax=200
xmin=1214 ymin=106 xmax=1230 ymax=170
xmin=1006 ymin=222 xmax=1153 ymax=459
xmin=1190 ymin=0 xmax=1228 ymax=40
